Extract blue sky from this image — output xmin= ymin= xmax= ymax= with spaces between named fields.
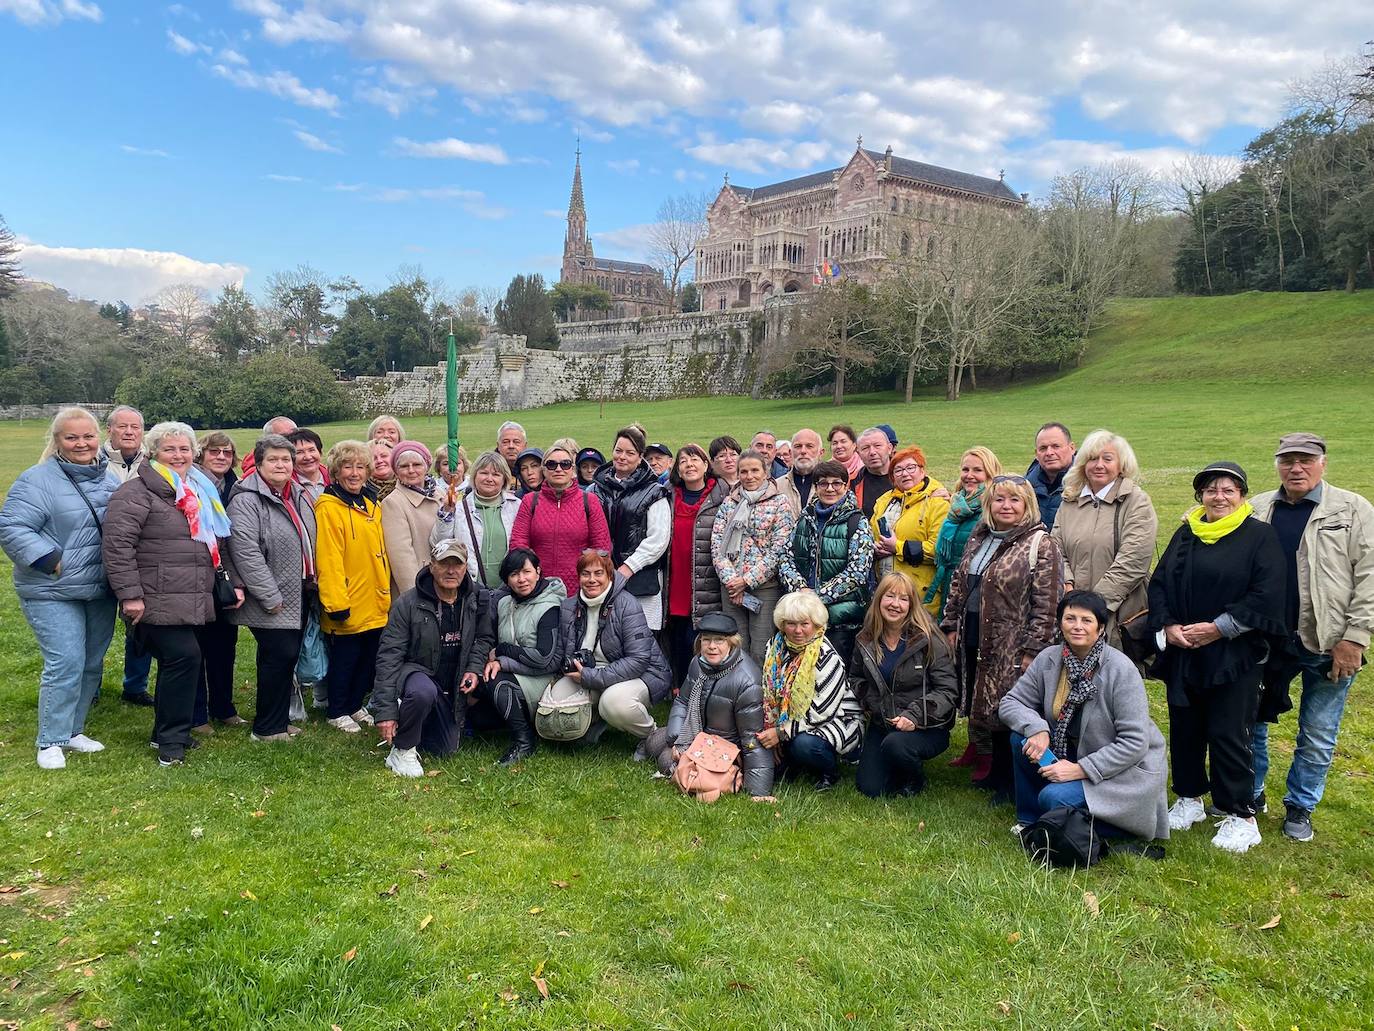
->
xmin=1 ymin=0 xmax=1363 ymax=305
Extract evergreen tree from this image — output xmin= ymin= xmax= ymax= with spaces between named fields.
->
xmin=495 ymin=273 xmax=558 ymax=349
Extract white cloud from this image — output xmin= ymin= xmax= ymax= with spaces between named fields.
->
xmin=542 ymin=209 xmax=567 ymax=219
xmin=17 ymin=238 xmax=246 ymax=305
xmin=210 ymin=60 xmax=340 ymax=112
xmin=166 ymin=28 xmax=206 ymax=55
xmin=120 ymin=144 xmax=171 ymax=158
xmin=593 ymin=222 xmax=656 ymax=262
xmin=607 ymin=158 xmax=640 ymax=173
xmin=218 ymin=47 xmax=249 ymax=65
xmin=0 ymin=0 xmax=100 ymax=25
xmin=262 ymin=172 xmax=306 ymax=182
xmin=332 ymin=183 xmax=511 ymax=220
xmin=393 ymin=136 xmax=510 ymax=164
xmin=294 ymin=129 xmax=342 ymax=153
xmin=685 ymin=135 xmax=834 ymax=175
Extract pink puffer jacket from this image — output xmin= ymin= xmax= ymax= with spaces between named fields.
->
xmin=509 ymin=483 xmax=611 ymax=594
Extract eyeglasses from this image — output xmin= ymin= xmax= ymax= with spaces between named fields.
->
xmin=816 ymin=479 xmax=847 ymax=490
xmin=892 ymin=463 xmax=922 ymax=476
xmin=543 ymin=459 xmax=574 ymax=470
xmin=991 ymin=475 xmax=1029 ymax=485
xmin=203 ymin=447 xmax=235 ymax=457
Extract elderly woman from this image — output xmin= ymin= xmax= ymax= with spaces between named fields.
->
xmin=779 ymin=459 xmax=875 ymax=666
xmin=663 ymin=443 xmax=726 ymax=687
xmin=192 ymin=431 xmax=245 ymax=731
xmin=708 ymin=435 xmax=742 ymax=490
xmin=758 ymin=590 xmax=863 ymax=790
xmin=514 ymin=447 xmax=545 ymax=496
xmin=430 ymin=449 xmax=520 ymax=588
xmin=223 ymin=433 xmax=318 ymax=742
xmin=941 ymin=474 xmax=1062 ymax=797
xmin=103 ymin=421 xmax=236 ymax=767
xmin=381 ymin=440 xmax=443 ymax=597
xmin=711 ymin=448 xmax=795 ymax=666
xmin=509 ymin=443 xmax=611 ymax=595
xmin=871 ymin=445 xmax=951 ymax=611
xmin=373 ymin=540 xmax=491 ymax=777
xmin=315 ymin=440 xmax=391 ymax=734
xmin=549 ymin=549 xmax=672 ymax=754
xmin=828 ymin=424 xmax=862 ymax=480
xmin=0 ymin=407 xmax=119 ymax=769
xmin=367 ymin=439 xmax=397 ymax=502
xmin=434 ymin=444 xmax=468 ymax=494
xmin=644 ymin=612 xmax=776 ymax=799
xmin=368 ymin=415 xmax=405 ymax=447
xmin=850 ymin=572 xmax=960 ymax=797
xmin=590 ymin=426 xmax=671 ymax=631
xmin=288 ymin=428 xmax=329 ymax=502
xmin=1051 ymin=430 xmax=1157 ymax=647
xmin=1149 ymin=461 xmax=1286 ymax=854
xmin=1001 ymin=590 xmax=1170 ymax=842
xmin=477 ymin=547 xmax=567 ymax=764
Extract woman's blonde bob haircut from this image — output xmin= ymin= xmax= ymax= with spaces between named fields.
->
xmin=367 ymin=414 xmax=405 ymax=441
xmin=982 ymin=476 xmax=1041 ymax=530
xmin=468 ymin=449 xmax=514 ymax=491
xmin=40 ymin=406 xmax=100 ymax=461
xmin=773 ymin=589 xmax=830 ymax=631
xmin=1063 ymin=429 xmax=1141 ymax=497
xmin=327 ymin=439 xmax=372 ymax=480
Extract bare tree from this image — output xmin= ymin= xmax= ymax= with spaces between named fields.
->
xmin=1286 ymin=53 xmax=1371 ymax=129
xmin=0 ymin=215 xmax=23 ymax=301
xmin=647 ymin=191 xmax=711 ymax=311
xmin=792 ymin=279 xmax=878 ymax=406
xmin=264 ymin=264 xmax=331 ymax=352
xmin=1170 ymin=154 xmax=1242 ymax=295
xmin=876 ymin=220 xmax=944 ymax=402
xmin=152 ymin=283 xmax=211 ymax=351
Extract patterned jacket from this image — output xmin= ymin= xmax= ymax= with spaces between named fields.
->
xmin=710 ymin=481 xmax=796 ymax=590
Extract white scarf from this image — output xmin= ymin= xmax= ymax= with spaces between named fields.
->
xmin=723 ymin=484 xmax=769 ymax=561
xmin=579 ymin=587 xmax=609 ymax=656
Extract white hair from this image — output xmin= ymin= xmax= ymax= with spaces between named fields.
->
xmin=262 ymin=415 xmax=297 ymax=435
xmin=497 ymin=420 xmax=526 ymax=439
xmin=144 ymin=421 xmax=198 ymax=459
xmin=105 ymin=404 xmax=143 ymax=430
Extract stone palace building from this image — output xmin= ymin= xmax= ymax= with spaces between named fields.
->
xmin=695 ymin=139 xmax=1027 ymax=311
xmin=559 ymin=147 xmax=670 ymax=321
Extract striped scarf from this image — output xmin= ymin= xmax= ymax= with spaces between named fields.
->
xmin=151 ymin=461 xmax=231 ymax=565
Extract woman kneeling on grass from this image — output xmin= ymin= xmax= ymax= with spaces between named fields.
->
xmin=999 ymin=590 xmax=1170 ymax=843
xmin=644 ymin=612 xmax=776 ymax=800
xmin=849 ymin=572 xmax=960 ymax=798
xmin=757 ymin=590 xmax=863 ymax=791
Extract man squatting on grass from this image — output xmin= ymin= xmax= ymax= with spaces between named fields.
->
xmin=2 ymin=407 xmax=1369 ymax=856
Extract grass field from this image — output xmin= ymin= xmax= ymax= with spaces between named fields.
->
xmin=2 ymin=292 xmax=1373 ymax=1030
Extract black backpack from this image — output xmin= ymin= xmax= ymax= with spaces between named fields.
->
xmin=1019 ymin=806 xmax=1105 ymax=869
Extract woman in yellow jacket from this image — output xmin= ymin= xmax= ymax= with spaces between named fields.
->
xmin=871 ymin=446 xmax=951 ymax=615
xmin=316 ymin=440 xmax=391 ymax=734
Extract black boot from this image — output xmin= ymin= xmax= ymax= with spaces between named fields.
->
xmin=979 ymin=730 xmax=1014 ymax=805
xmin=492 ymin=681 xmax=537 ymax=765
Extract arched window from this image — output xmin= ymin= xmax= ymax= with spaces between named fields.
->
xmin=899 ymin=232 xmax=911 ymax=257
xmin=927 ymin=235 xmax=937 ymax=259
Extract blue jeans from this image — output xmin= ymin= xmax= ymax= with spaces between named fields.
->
xmin=1009 ymin=731 xmax=1087 ymax=825
xmin=1252 ymin=644 xmax=1356 ymax=812
xmin=20 ymin=596 xmax=117 ymax=748
xmin=123 ymin=630 xmax=153 ymax=696
xmin=784 ymin=732 xmax=839 ymax=777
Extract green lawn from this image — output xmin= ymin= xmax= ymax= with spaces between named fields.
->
xmin=2 ymin=293 xmax=1373 ymax=1029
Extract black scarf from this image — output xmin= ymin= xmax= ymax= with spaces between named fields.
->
xmin=1053 ymin=636 xmax=1105 ymax=758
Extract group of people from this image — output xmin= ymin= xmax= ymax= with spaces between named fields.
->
xmin=3 ymin=406 xmax=1370 ymax=858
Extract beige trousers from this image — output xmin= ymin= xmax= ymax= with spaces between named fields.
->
xmin=546 ymin=675 xmax=655 ymax=739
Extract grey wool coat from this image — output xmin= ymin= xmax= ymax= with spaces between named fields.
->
xmin=223 ymin=473 xmax=318 ymax=630
xmin=999 ymin=644 xmax=1170 ymax=841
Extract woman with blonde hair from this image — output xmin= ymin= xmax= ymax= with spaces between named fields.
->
xmin=368 ymin=415 xmax=405 ymax=447
xmin=940 ymin=474 xmax=1063 ymax=798
xmin=315 ymin=439 xmax=391 ymax=733
xmin=431 ymin=449 xmax=521 ymax=587
xmin=850 ymin=572 xmax=960 ymax=797
xmin=926 ymin=446 xmax=1001 ymax=622
xmin=757 ymin=590 xmax=863 ymax=790
xmin=0 ymin=407 xmax=119 ymax=769
xmin=1051 ymin=429 xmax=1157 ymax=646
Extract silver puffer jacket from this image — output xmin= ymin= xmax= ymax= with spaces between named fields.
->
xmin=666 ymin=649 xmax=774 ymax=796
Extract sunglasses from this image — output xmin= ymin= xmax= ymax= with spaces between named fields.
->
xmin=543 ymin=459 xmax=574 ymax=470
xmin=991 ymin=475 xmax=1029 ymax=485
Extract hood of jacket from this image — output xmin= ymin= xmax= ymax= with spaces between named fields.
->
xmin=414 ymin=564 xmax=478 ymax=607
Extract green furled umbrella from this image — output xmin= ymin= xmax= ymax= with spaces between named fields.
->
xmin=445 ymin=319 xmax=459 ymax=472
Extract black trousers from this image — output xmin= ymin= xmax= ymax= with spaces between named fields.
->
xmin=1168 ymin=668 xmax=1261 ymax=817
xmin=250 ymin=626 xmax=302 ymax=736
xmin=140 ymin=624 xmax=207 ymax=754
xmin=466 ymin=674 xmax=529 ymax=735
xmin=856 ymin=720 xmax=951 ymax=797
xmin=826 ymin=624 xmax=858 ymax=668
xmin=326 ymin=629 xmax=382 ymax=718
xmin=665 ymin=614 xmax=697 ymax=693
xmin=195 ymin=613 xmax=239 ymax=724
xmin=395 ymin=671 xmax=462 ymax=756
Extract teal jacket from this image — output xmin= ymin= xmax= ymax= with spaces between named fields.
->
xmin=780 ymin=491 xmax=874 ymax=629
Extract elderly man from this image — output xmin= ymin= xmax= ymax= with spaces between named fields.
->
xmin=102 ymin=405 xmax=145 ymax=483
xmin=645 ymin=442 xmax=674 ymax=483
xmin=849 ymin=426 xmax=894 ymax=518
xmin=497 ymin=421 xmax=527 ymax=473
xmin=776 ymin=428 xmax=823 ymax=517
xmin=373 ymin=539 xmax=493 ymax=778
xmin=1025 ymin=422 xmax=1075 ymax=530
xmin=751 ymin=430 xmax=788 ymax=479
xmin=1250 ymin=433 xmax=1374 ymax=842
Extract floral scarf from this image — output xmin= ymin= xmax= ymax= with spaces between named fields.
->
xmin=761 ymin=630 xmax=824 ymax=730
xmin=1052 ymin=635 xmax=1106 ymax=758
xmin=925 ymin=486 xmax=984 ymax=615
xmin=150 ymin=460 xmax=232 ymax=565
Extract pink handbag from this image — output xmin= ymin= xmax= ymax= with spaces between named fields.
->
xmin=672 ymin=732 xmax=743 ymax=802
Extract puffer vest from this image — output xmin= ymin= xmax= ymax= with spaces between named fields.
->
xmin=592 ymin=461 xmax=670 ymax=597
xmin=792 ymin=497 xmax=868 ymax=628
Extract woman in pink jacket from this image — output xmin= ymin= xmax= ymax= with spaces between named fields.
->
xmin=508 ymin=443 xmax=611 ymax=594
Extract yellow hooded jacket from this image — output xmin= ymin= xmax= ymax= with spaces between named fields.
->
xmin=871 ymin=476 xmax=951 ymax=613
xmin=315 ymin=489 xmax=391 ymax=635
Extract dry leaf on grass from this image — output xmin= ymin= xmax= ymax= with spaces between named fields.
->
xmin=425 ymin=769 xmax=443 ymax=777
xmin=1006 ymin=931 xmax=1021 ymax=944
xmin=141 ymin=825 xmax=157 ymax=832
xmin=551 ymin=880 xmax=569 ymax=889
xmin=531 ymin=974 xmax=549 ymax=999
xmin=419 ymin=914 xmax=433 ymax=931
xmin=250 ymin=811 xmax=266 ymax=819
xmin=917 ymin=820 xmax=926 ymax=832
xmin=528 ymin=907 xmax=543 ymax=915
xmin=341 ymin=946 xmax=358 ymax=962
xmin=457 ymin=849 xmax=477 ymax=858
xmin=1083 ymin=891 xmax=1101 ymax=918
xmin=332 ymin=1025 xmax=343 ymax=1031
xmin=92 ymin=1020 xmax=113 ymax=1028
xmin=379 ymin=884 xmax=398 ymax=898
xmin=499 ymin=987 xmax=519 ymax=1002
xmin=1258 ymin=914 xmax=1281 ymax=930
xmin=0 ymin=887 xmax=20 ymax=894
xmin=727 ymin=980 xmax=755 ymax=992
xmin=996 ymin=1001 xmax=1012 ymax=1015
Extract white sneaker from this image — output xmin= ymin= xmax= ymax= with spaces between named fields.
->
xmin=62 ymin=734 xmax=105 ymax=753
xmin=37 ymin=745 xmax=66 ymax=769
xmin=351 ymin=708 xmax=376 ymax=727
xmin=1211 ymin=814 xmax=1262 ymax=854
xmin=1167 ymin=796 xmax=1207 ymax=831
xmin=385 ymin=746 xmax=424 ymax=777
xmin=1010 ymin=822 xmax=1026 ymax=837
xmin=327 ymin=714 xmax=362 ymax=733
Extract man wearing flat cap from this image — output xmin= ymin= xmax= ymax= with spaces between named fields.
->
xmin=1250 ymin=432 xmax=1374 ymax=842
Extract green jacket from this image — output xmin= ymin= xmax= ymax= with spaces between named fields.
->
xmin=780 ymin=492 xmax=875 ymax=629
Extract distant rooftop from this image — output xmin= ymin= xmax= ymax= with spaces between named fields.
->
xmin=725 ymin=148 xmax=1022 ymax=204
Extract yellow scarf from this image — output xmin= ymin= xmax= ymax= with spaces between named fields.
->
xmin=1186 ymin=501 xmax=1253 ymax=544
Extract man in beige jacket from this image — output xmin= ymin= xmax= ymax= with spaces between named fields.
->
xmin=1250 ymin=432 xmax=1374 ymax=843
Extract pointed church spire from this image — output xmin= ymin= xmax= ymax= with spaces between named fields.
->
xmin=563 ymin=143 xmax=590 ymax=269
xmin=569 ymin=137 xmax=586 ymax=219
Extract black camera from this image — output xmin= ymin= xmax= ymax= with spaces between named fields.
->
xmin=566 ymin=648 xmax=596 ymax=673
